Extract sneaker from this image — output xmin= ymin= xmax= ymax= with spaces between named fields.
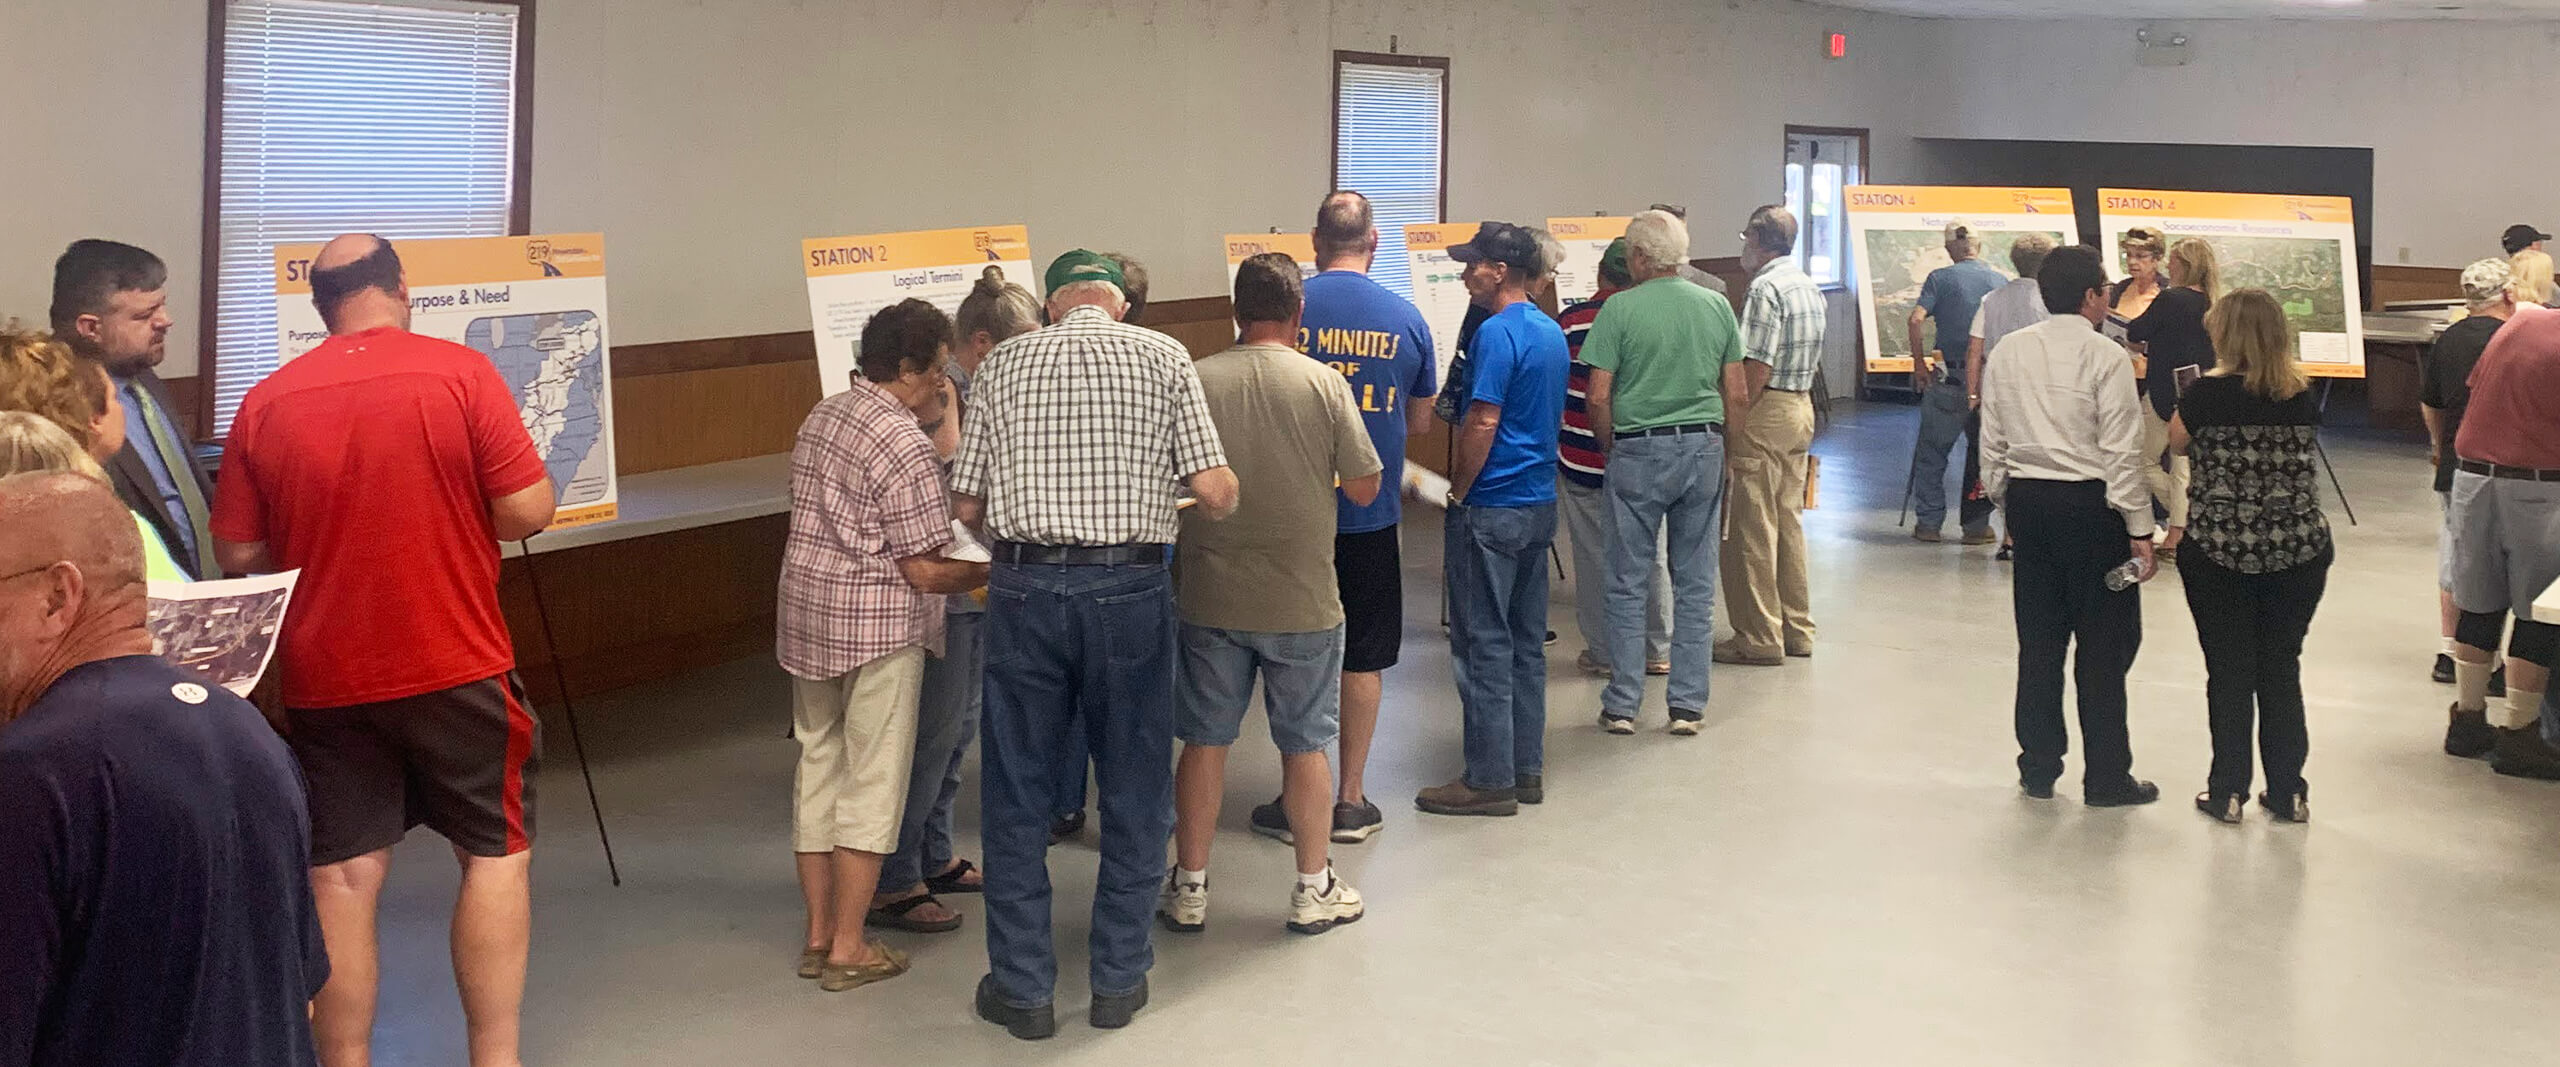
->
xmin=1995 ymin=544 xmax=2013 ymax=562
xmin=1784 ymin=641 xmax=1814 ymax=659
xmin=1912 ymin=527 xmax=1944 ymax=544
xmin=1645 ymin=659 xmax=1671 ymax=675
xmin=1514 ymin=773 xmax=1544 ymax=805
xmin=2084 ymin=779 xmax=2162 ymax=807
xmin=1414 ymin=779 xmax=1519 ymax=816
xmin=1049 ymin=810 xmax=1085 ymax=844
xmin=1286 ymin=869 xmax=1365 ymax=935
xmin=1331 ymin=800 xmax=1385 ymax=843
xmin=1247 ymin=798 xmax=1293 ymax=844
xmin=1544 ymin=629 xmax=1559 ymax=646
xmin=1960 ymin=528 xmax=1997 ymax=546
xmin=1667 ymin=710 xmax=1703 ymax=736
xmin=1600 ymin=713 xmax=1636 ymax=735
xmin=1575 ymin=649 xmax=1611 ymax=677
xmin=2445 ymin=704 xmax=2496 ymax=758
xmin=1712 ymin=641 xmax=1782 ymax=666
xmin=2490 ymin=726 xmax=2560 ymax=781
xmin=2432 ymin=653 xmax=2457 ymax=684
xmin=1155 ymin=872 xmax=1208 ymax=933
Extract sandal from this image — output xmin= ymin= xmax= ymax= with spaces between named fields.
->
xmin=796 ymin=946 xmax=827 ymax=980
xmin=2194 ymin=791 xmax=2244 ymax=824
xmin=925 ymin=859 xmax=983 ymax=896
xmin=866 ymin=893 xmax=963 ymax=933
xmin=818 ymin=943 xmax=911 ymax=992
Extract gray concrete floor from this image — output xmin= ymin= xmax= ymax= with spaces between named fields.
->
xmin=362 ymin=400 xmax=2560 ymax=1066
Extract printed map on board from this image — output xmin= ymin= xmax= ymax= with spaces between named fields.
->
xmin=2165 ymin=233 xmax=2349 ymax=334
xmin=466 ymin=312 xmax=610 ymax=506
xmin=1863 ymin=229 xmax=2070 ymax=359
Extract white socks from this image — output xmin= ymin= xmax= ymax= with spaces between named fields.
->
xmin=1175 ymin=867 xmax=1206 ymax=890
xmin=2497 ymin=688 xmax=2546 ymax=731
xmin=2443 ymin=636 xmax=2460 ymax=655
xmin=1296 ymin=867 xmax=1332 ymax=893
xmin=2455 ymin=657 xmax=2495 ymax=712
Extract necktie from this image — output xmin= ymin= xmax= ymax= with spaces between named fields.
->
xmin=128 ymin=382 xmax=218 ymax=578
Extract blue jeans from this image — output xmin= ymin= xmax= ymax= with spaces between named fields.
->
xmin=1912 ymin=386 xmax=1990 ymax=535
xmin=979 ymin=561 xmax=1176 ymax=1008
xmin=1446 ymin=500 xmax=1556 ymax=790
xmin=881 ymin=611 xmax=983 ymax=891
xmin=1602 ymin=431 xmax=1725 ymax=717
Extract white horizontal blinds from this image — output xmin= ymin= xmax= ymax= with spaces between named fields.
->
xmin=211 ymin=0 xmax=520 ymax=436
xmin=1334 ymin=60 xmax=1445 ymax=300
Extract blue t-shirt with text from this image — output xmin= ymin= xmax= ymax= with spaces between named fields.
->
xmin=1299 ymin=270 xmax=1437 ymax=533
xmin=1461 ymin=301 xmax=1567 ymax=509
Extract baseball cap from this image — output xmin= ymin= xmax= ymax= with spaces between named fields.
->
xmin=2502 ymin=224 xmax=2551 ymax=256
xmin=1943 ymin=219 xmax=1976 ymax=245
xmin=1446 ymin=222 xmax=1540 ymax=273
xmin=1044 ymin=248 xmax=1125 ymax=294
xmin=1599 ymin=237 xmax=1630 ymax=281
xmin=2461 ymin=257 xmax=2515 ymax=304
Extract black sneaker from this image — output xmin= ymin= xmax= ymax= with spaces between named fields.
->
xmin=1514 ymin=773 xmax=1544 ymax=805
xmin=2433 ymin=653 xmax=2457 ymax=684
xmin=1544 ymin=629 xmax=1559 ymax=646
xmin=2491 ymin=727 xmax=2560 ymax=781
xmin=1247 ymin=798 xmax=1293 ymax=844
xmin=1330 ymin=800 xmax=1384 ymax=843
xmin=2084 ymin=779 xmax=2161 ymax=807
xmin=1049 ymin=810 xmax=1086 ymax=844
xmin=1090 ymin=977 xmax=1148 ymax=1030
xmin=2446 ymin=704 xmax=2496 ymax=758
xmin=975 ymin=975 xmax=1057 ymax=1041
xmin=2019 ymin=777 xmax=2056 ymax=800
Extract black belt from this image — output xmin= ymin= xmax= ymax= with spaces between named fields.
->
xmin=1763 ymin=387 xmax=1808 ymax=394
xmin=2458 ymin=459 xmax=2560 ymax=483
xmin=991 ymin=541 xmax=1168 ymax=565
xmin=1631 ymin=422 xmax=1722 ymax=437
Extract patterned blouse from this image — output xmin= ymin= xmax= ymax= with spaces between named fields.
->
xmin=2176 ymin=375 xmax=2332 ymax=573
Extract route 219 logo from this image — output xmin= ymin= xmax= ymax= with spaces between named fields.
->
xmin=526 ymin=240 xmax=564 ymax=277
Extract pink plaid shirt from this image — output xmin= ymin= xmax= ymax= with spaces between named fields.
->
xmin=777 ymin=380 xmax=952 ymax=680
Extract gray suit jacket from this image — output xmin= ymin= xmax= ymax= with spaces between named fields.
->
xmin=106 ymin=368 xmax=217 ymax=580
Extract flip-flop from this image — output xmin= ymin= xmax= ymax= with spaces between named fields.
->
xmin=818 ymin=944 xmax=911 ymax=992
xmin=865 ymin=893 xmax=962 ymax=933
xmin=925 ymin=859 xmax=983 ymax=896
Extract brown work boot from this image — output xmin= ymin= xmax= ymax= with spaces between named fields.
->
xmin=1414 ymin=779 xmax=1518 ymax=817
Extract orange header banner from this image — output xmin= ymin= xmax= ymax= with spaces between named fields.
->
xmin=2098 ymin=190 xmax=2354 ymax=225
xmin=1545 ymin=216 xmax=1631 ymax=240
xmin=277 ymin=234 xmax=606 ymax=294
xmin=801 ymin=225 xmax=1032 ymax=278
xmin=1223 ymin=232 xmax=1316 ymax=265
xmin=1403 ymin=223 xmax=1484 ymax=252
xmin=1844 ymin=186 xmax=2076 ymax=217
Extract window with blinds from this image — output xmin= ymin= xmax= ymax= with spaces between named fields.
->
xmin=1332 ymin=54 xmax=1447 ymax=301
xmin=207 ymin=0 xmax=526 ymax=437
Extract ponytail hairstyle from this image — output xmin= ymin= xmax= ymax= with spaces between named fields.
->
xmin=954 ymin=265 xmax=1040 ymax=347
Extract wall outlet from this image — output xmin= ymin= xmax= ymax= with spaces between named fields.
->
xmin=2399 ymin=246 xmax=2412 ymax=263
xmin=2135 ymin=23 xmax=2192 ymax=68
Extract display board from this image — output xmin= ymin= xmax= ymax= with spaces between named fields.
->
xmin=803 ymin=225 xmax=1035 ymax=396
xmin=1402 ymin=222 xmax=1480 ymax=382
xmin=1844 ymin=186 xmax=2078 ymax=375
xmin=1545 ymin=216 xmax=1630 ymax=305
xmin=2097 ymin=190 xmax=2364 ymax=377
xmin=275 ymin=234 xmax=618 ymax=530
xmin=1223 ymin=232 xmax=1318 ymax=285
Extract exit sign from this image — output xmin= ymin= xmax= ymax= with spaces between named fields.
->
xmin=1826 ymin=32 xmax=1847 ymax=59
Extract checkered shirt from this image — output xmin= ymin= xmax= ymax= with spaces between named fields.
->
xmin=950 ymin=304 xmax=1228 ymax=546
xmin=1741 ymin=255 xmax=1827 ymax=392
xmin=777 ymin=379 xmax=952 ymax=680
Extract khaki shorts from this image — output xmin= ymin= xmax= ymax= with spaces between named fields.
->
xmin=791 ymin=647 xmax=927 ymax=854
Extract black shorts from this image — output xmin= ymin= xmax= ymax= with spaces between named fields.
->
xmin=288 ymin=672 xmax=542 ymax=866
xmin=1336 ymin=525 xmax=1404 ymax=673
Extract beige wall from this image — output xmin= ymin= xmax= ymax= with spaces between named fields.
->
xmin=0 ymin=0 xmax=1918 ymax=378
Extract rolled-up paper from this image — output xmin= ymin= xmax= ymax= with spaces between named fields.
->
xmin=1403 ymin=462 xmax=1453 ymax=509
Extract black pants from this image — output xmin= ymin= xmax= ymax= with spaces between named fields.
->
xmin=2006 ymin=479 xmax=2143 ymax=793
xmin=2179 ymin=545 xmax=2331 ymax=798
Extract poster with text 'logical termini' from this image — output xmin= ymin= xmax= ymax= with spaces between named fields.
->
xmin=1545 ymin=216 xmax=1630 ymax=305
xmin=275 ymin=234 xmax=617 ymax=530
xmin=1844 ymin=186 xmax=2078 ymax=375
xmin=1402 ymin=222 xmax=1480 ymax=383
xmin=804 ymin=225 xmax=1035 ymax=396
xmin=2098 ymin=190 xmax=2363 ymax=376
xmin=1223 ymin=232 xmax=1317 ymax=286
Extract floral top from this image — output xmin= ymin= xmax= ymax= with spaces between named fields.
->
xmin=2177 ymin=375 xmax=2332 ymax=573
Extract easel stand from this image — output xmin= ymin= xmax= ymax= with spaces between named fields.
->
xmin=516 ymin=536 xmax=624 ymax=886
xmin=2312 ymin=378 xmax=2359 ymax=526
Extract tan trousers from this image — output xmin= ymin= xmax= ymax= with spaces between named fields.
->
xmin=1720 ymin=390 xmax=1817 ymax=657
xmin=2142 ymin=408 xmax=2191 ymax=530
xmin=791 ymin=646 xmax=926 ymax=854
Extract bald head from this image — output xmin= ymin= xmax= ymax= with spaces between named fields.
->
xmin=1 ymin=471 xmax=139 ymax=580
xmin=1313 ymin=191 xmax=1377 ymax=268
xmin=309 ymin=233 xmax=408 ymax=333
xmin=0 ymin=472 xmax=150 ymax=713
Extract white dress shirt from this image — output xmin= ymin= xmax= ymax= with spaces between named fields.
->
xmin=1977 ymin=312 xmax=2155 ymax=537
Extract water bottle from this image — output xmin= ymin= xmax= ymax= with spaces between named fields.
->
xmin=2103 ymin=558 xmax=2146 ymax=592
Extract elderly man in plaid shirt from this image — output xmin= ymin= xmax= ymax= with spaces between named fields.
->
xmin=1716 ymin=205 xmax=1827 ymax=666
xmin=952 ymin=249 xmax=1238 ymax=1040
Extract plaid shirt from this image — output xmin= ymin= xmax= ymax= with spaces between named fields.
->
xmin=777 ymin=380 xmax=952 ymax=680
xmin=1741 ymin=255 xmax=1826 ymax=392
xmin=950 ymin=304 xmax=1227 ymax=546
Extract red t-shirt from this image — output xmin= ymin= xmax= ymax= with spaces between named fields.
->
xmin=212 ymin=327 xmax=548 ymax=709
xmin=2456 ymin=303 xmax=2560 ymax=470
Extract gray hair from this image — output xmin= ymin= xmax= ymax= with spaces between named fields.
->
xmin=1624 ymin=210 xmax=1689 ymax=275
xmin=955 ymin=265 xmax=1040 ymax=343
xmin=2007 ymin=232 xmax=2057 ymax=278
xmin=1046 ymin=279 xmax=1126 ymax=317
xmin=1528 ymin=228 xmax=1566 ymax=284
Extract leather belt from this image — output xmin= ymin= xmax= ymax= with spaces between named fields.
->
xmin=2457 ymin=459 xmax=2560 ymax=483
xmin=991 ymin=541 xmax=1169 ymax=565
xmin=1631 ymin=422 xmax=1722 ymax=437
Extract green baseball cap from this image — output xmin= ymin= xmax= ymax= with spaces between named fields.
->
xmin=1599 ymin=237 xmax=1630 ymax=283
xmin=1044 ymin=249 xmax=1125 ymax=294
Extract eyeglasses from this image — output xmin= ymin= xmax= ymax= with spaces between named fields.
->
xmin=0 ymin=562 xmax=60 ymax=585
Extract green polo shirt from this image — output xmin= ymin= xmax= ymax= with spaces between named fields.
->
xmin=1577 ymin=275 xmax=1743 ymax=431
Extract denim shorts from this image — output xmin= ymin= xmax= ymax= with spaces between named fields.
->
xmin=1174 ymin=623 xmax=1346 ymax=754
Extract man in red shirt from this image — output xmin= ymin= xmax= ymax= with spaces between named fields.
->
xmin=2445 ymin=301 xmax=2560 ymax=780
xmin=213 ymin=234 xmax=556 ymax=1067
